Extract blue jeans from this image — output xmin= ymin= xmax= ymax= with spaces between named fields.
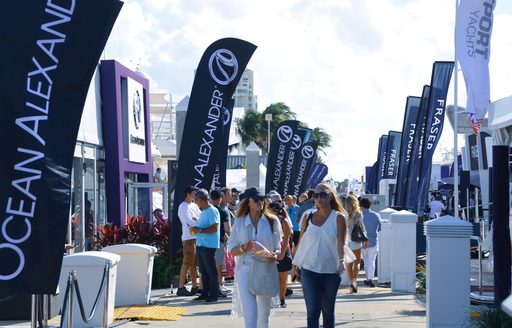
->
xmin=301 ymin=268 xmax=341 ymax=328
xmin=196 ymin=246 xmax=219 ymax=299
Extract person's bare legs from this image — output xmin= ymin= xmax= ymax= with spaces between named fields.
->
xmin=278 ymin=271 xmax=288 ymax=305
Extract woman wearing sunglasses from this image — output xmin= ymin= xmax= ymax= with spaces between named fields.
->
xmin=291 ymin=183 xmax=347 ymax=328
xmin=228 ymin=187 xmax=282 ymax=328
xmin=268 ymin=201 xmax=293 ymax=308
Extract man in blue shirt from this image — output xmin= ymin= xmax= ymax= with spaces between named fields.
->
xmin=359 ymin=198 xmax=381 ymax=288
xmin=190 ymin=189 xmax=220 ymax=302
xmin=285 ymin=194 xmax=301 ymax=249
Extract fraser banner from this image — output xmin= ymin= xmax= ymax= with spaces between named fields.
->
xmin=394 ymin=96 xmax=421 ymax=208
xmin=416 ymin=62 xmax=454 ymax=214
xmin=456 ymin=0 xmax=496 ymax=134
xmin=384 ymin=130 xmax=402 ymax=180
xmin=0 ymin=0 xmax=122 ymax=297
xmin=171 ymin=38 xmax=256 ymax=256
xmin=265 ymin=120 xmax=300 ymax=194
xmin=405 ymin=86 xmax=431 ymax=211
xmin=376 ymin=135 xmax=389 ymax=182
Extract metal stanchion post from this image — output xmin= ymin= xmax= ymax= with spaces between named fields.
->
xmin=67 ymin=272 xmax=74 ymax=328
xmin=103 ymin=261 xmax=110 ymax=328
xmin=42 ymin=294 xmax=49 ymax=327
xmin=31 ymin=295 xmax=37 ymax=328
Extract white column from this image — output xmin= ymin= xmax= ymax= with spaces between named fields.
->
xmin=246 ymin=142 xmax=260 ymax=190
xmin=390 ymin=210 xmax=417 ymax=293
xmin=378 ymin=208 xmax=396 ymax=284
xmin=424 ymin=215 xmax=473 ymax=327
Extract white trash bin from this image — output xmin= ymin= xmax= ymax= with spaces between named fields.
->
xmin=58 ymin=251 xmax=120 ymax=328
xmin=102 ymin=244 xmax=157 ymax=306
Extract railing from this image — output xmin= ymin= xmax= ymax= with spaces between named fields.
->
xmin=58 ymin=260 xmax=111 ymax=328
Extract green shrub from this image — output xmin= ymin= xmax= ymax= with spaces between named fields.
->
xmin=473 ymin=306 xmax=512 ymax=328
xmin=416 ymin=265 xmax=426 ymax=293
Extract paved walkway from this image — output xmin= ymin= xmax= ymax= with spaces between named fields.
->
xmin=0 ymin=278 xmax=426 ymax=328
xmin=119 ymin=279 xmax=427 ymax=328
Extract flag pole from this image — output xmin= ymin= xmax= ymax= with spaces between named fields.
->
xmin=453 ymin=0 xmax=460 ymax=219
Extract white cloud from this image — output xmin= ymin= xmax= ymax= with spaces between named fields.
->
xmin=105 ymin=0 xmax=512 ymax=181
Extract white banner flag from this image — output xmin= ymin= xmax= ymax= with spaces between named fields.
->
xmin=456 ymin=0 xmax=496 ymax=134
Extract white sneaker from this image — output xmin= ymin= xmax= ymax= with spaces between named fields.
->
xmin=220 ymin=285 xmax=232 ymax=294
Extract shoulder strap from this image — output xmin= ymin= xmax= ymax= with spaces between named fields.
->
xmin=304 ymin=212 xmax=314 ymax=233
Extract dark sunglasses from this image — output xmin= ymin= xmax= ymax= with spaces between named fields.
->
xmin=268 ymin=202 xmax=281 ymax=211
xmin=251 ymin=196 xmax=265 ymax=202
xmin=313 ymin=191 xmax=331 ymax=199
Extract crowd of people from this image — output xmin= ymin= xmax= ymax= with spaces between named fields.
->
xmin=175 ymin=184 xmax=382 ymax=328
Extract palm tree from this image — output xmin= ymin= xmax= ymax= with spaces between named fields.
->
xmin=235 ymin=102 xmax=297 ymax=154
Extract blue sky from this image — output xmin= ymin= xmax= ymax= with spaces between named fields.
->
xmin=104 ymin=0 xmax=512 ymax=180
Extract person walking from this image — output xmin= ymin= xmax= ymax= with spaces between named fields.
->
xmin=268 ymin=201 xmax=293 ymax=308
xmin=291 ymin=183 xmax=347 ymax=328
xmin=359 ymin=198 xmax=381 ymax=288
xmin=345 ymin=194 xmax=367 ymax=294
xmin=177 ymin=186 xmax=201 ymax=296
xmin=190 ymin=189 xmax=220 ymax=303
xmin=228 ymin=187 xmax=282 ymax=328
xmin=285 ymin=194 xmax=301 ymax=250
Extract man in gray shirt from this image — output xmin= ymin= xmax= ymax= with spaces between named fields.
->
xmin=359 ymin=197 xmax=381 ymax=287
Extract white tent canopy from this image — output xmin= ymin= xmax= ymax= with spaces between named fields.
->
xmin=226 ymin=164 xmax=266 ymax=192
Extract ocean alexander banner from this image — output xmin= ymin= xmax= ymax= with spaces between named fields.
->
xmin=456 ymin=0 xmax=496 ymax=134
xmin=293 ymin=141 xmax=319 ymax=197
xmin=265 ymin=120 xmax=300 ymax=194
xmin=213 ymin=98 xmax=235 ymax=189
xmin=0 ymin=0 xmax=122 ymax=297
xmin=171 ymin=38 xmax=256 ymax=257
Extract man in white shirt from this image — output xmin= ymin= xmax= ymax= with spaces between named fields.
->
xmin=177 ymin=186 xmax=201 ymax=296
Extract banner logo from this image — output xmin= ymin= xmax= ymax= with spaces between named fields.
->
xmin=291 ymin=134 xmax=302 ymax=150
xmin=277 ymin=125 xmax=293 ymax=143
xmin=132 ymin=90 xmax=142 ymax=129
xmin=208 ymin=49 xmax=238 ymax=85
xmin=223 ymin=107 xmax=231 ymax=126
xmin=302 ymin=145 xmax=314 ymax=159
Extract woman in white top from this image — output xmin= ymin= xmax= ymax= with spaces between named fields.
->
xmin=228 ymin=187 xmax=282 ymax=328
xmin=291 ymin=183 xmax=347 ymax=328
xmin=345 ymin=194 xmax=367 ymax=294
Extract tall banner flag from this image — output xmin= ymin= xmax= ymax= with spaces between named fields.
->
xmin=405 ymin=86 xmax=431 ymax=211
xmin=417 ymin=61 xmax=454 ymax=214
xmin=308 ymin=164 xmax=328 ymax=189
xmin=171 ymin=38 xmax=256 ymax=257
xmin=456 ymin=0 xmax=496 ymax=135
xmin=213 ymin=98 xmax=235 ymax=189
xmin=367 ymin=161 xmax=379 ymax=194
xmin=0 ymin=0 xmax=122 ymax=297
xmin=265 ymin=120 xmax=300 ymax=194
xmin=293 ymin=141 xmax=319 ymax=197
xmin=395 ymin=97 xmax=421 ymax=208
xmin=384 ymin=131 xmax=402 ymax=180
xmin=283 ymin=127 xmax=311 ymax=197
xmin=376 ymin=135 xmax=389 ymax=182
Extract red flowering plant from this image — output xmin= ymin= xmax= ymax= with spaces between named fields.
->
xmin=91 ymin=222 xmax=122 ymax=249
xmin=152 ymin=217 xmax=169 ymax=257
xmin=121 ymin=215 xmax=154 ymax=245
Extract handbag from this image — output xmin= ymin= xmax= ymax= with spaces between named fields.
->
xmin=351 ymin=222 xmax=368 ymax=242
xmin=249 ymin=257 xmax=279 ymax=296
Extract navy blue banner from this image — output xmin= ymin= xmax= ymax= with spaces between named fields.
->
xmin=293 ymin=141 xmax=318 ymax=197
xmin=405 ymin=85 xmax=431 ymax=211
xmin=417 ymin=61 xmax=454 ymax=214
xmin=384 ymin=131 xmax=402 ymax=179
xmin=0 ymin=0 xmax=122 ymax=297
xmin=213 ymin=98 xmax=235 ymax=189
xmin=265 ymin=120 xmax=300 ymax=194
xmin=172 ymin=38 xmax=256 ymax=257
xmin=394 ymin=96 xmax=421 ymax=208
xmin=366 ymin=162 xmax=379 ymax=194
xmin=377 ymin=135 xmax=389 ymax=182
xmin=283 ymin=128 xmax=311 ymax=196
xmin=308 ymin=164 xmax=328 ymax=189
